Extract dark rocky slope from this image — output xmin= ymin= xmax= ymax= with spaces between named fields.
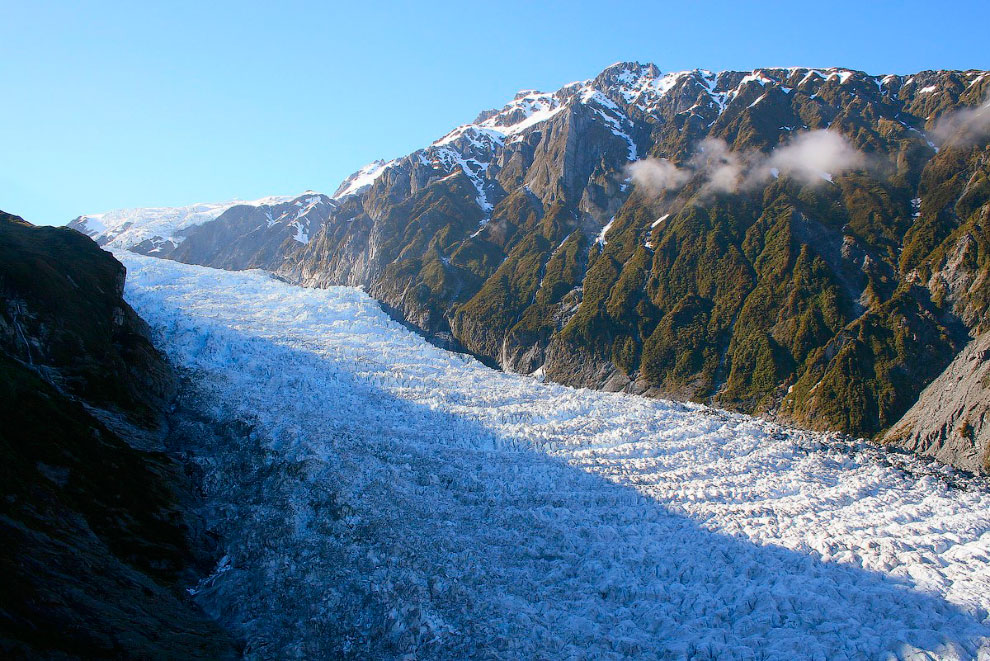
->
xmin=70 ymin=63 xmax=990 ymax=465
xmin=0 ymin=211 xmax=236 ymax=658
xmin=884 ymin=330 xmax=990 ymax=473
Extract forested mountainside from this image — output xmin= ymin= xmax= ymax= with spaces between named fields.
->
xmin=71 ymin=62 xmax=990 ymax=444
xmin=0 ymin=212 xmax=236 ymax=658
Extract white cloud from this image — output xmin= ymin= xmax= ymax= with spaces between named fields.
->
xmin=625 ymin=158 xmax=690 ymax=195
xmin=690 ymin=138 xmax=746 ymax=194
xmin=626 ymin=130 xmax=865 ymax=199
xmin=931 ymin=95 xmax=990 ymax=147
xmin=766 ymin=130 xmax=865 ymax=185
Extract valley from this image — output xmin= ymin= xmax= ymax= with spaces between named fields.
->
xmin=119 ymin=252 xmax=990 ymax=659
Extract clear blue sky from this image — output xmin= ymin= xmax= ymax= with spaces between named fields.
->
xmin=3 ymin=0 xmax=988 ymax=226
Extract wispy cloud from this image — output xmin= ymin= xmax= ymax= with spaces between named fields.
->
xmin=625 ymin=157 xmax=690 ymax=195
xmin=931 ymin=94 xmax=990 ymax=147
xmin=627 ymin=130 xmax=866 ymax=197
xmin=766 ymin=130 xmax=865 ymax=185
xmin=691 ymin=138 xmax=748 ymax=194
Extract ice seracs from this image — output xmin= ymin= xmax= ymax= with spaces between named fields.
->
xmin=117 ymin=253 xmax=990 ymax=659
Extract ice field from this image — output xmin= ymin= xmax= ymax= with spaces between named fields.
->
xmin=119 ymin=253 xmax=990 ymax=660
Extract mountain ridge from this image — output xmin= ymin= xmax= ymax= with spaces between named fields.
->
xmin=68 ymin=61 xmax=990 ymax=469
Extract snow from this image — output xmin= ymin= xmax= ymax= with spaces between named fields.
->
xmin=322 ymin=64 xmax=907 ymax=235
xmin=427 ymin=141 xmax=496 ymax=215
xmin=430 ymin=73 xmax=644 ymax=169
xmin=74 ymin=213 xmax=106 ymax=235
xmin=291 ymin=223 xmax=309 ymax=243
xmin=919 ymin=85 xmax=939 ymax=95
xmin=652 ymin=71 xmax=691 ymax=96
xmin=426 ymin=65 xmax=688 ymax=168
xmin=117 ymin=253 xmax=990 ymax=659
xmin=720 ymin=70 xmax=794 ymax=112
xmin=72 ymin=195 xmax=296 ymax=251
xmin=631 ymin=70 xmax=692 ymax=106
xmin=581 ymin=87 xmax=619 ymax=111
xmin=433 ymin=91 xmax=566 ymax=147
xmin=595 ymin=216 xmax=615 ymax=246
xmin=702 ymin=73 xmax=729 ymax=116
xmin=899 ymin=119 xmax=940 ymax=152
xmin=827 ymin=70 xmax=855 ymax=84
xmin=650 ymin=213 xmax=670 ymax=229
xmin=334 ymin=160 xmax=393 ymax=198
xmin=738 ymin=72 xmax=774 ymax=87
xmin=605 ymin=65 xmax=693 ymax=108
xmin=748 ymin=93 xmax=767 ymax=108
xmin=586 ymin=104 xmax=638 ymax=160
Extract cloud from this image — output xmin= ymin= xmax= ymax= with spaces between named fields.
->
xmin=689 ymin=138 xmax=752 ymax=194
xmin=625 ymin=158 xmax=690 ymax=195
xmin=931 ymin=95 xmax=990 ymax=147
xmin=626 ymin=130 xmax=865 ymax=197
xmin=766 ymin=130 xmax=865 ymax=185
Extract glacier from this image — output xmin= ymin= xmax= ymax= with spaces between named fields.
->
xmin=72 ymin=195 xmax=298 ymax=252
xmin=118 ymin=253 xmax=990 ymax=659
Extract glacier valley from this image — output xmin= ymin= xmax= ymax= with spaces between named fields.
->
xmin=119 ymin=253 xmax=990 ymax=660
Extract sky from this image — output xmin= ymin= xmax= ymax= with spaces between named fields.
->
xmin=2 ymin=0 xmax=988 ymax=226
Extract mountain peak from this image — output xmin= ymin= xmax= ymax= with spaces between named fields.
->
xmin=597 ymin=60 xmax=661 ymax=80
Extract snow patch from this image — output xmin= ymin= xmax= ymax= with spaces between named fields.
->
xmin=595 ymin=216 xmax=615 ymax=246
xmin=334 ymin=160 xmax=393 ymax=198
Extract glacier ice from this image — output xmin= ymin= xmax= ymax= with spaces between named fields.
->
xmin=119 ymin=253 xmax=990 ymax=659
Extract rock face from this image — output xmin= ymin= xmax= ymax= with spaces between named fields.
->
xmin=0 ymin=211 xmax=236 ymax=658
xmin=884 ymin=331 xmax=990 ymax=474
xmin=70 ymin=63 xmax=990 ymax=447
xmin=1 ymin=211 xmax=176 ymax=433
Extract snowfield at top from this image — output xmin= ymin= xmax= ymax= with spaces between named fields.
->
xmin=120 ymin=253 xmax=990 ymax=660
xmin=72 ymin=194 xmax=300 ymax=251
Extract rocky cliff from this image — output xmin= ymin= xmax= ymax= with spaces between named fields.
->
xmin=70 ymin=62 xmax=990 ymax=452
xmin=0 ymin=211 xmax=236 ymax=658
xmin=884 ymin=331 xmax=990 ymax=473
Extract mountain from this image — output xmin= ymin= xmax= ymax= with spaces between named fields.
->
xmin=69 ymin=62 xmax=990 ymax=462
xmin=71 ymin=193 xmax=301 ymax=259
xmin=0 ymin=211 xmax=236 ymax=658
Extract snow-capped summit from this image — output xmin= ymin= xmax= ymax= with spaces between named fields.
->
xmin=68 ymin=63 xmax=990 ymax=463
xmin=74 ymin=61 xmax=962 ymax=256
xmin=70 ymin=194 xmax=298 ymax=253
xmin=333 ymin=160 xmax=395 ymax=198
